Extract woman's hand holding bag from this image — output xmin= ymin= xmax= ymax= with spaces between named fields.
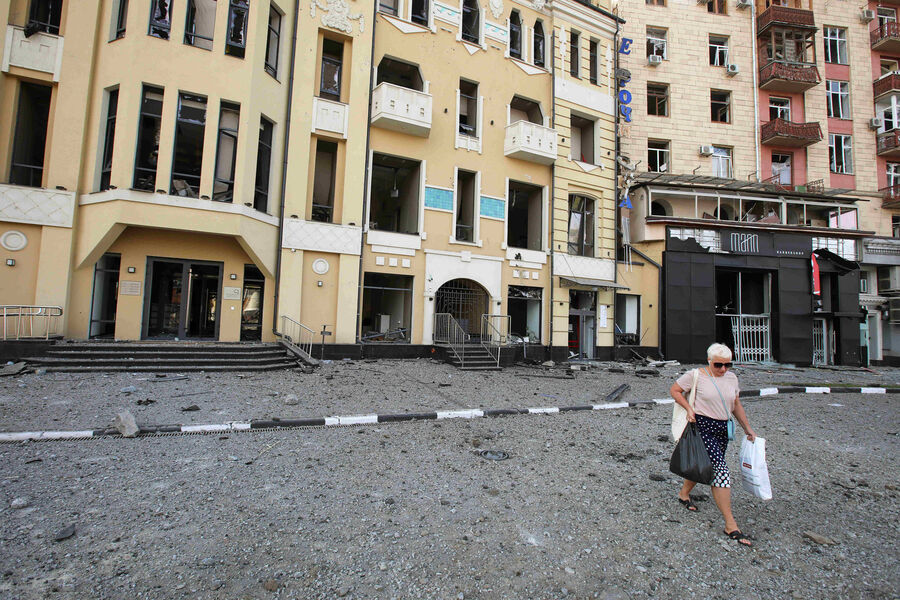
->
xmin=669 ymin=422 xmax=715 ymax=485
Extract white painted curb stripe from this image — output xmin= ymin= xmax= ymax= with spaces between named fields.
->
xmin=337 ymin=414 xmax=379 ymax=425
xmin=436 ymin=409 xmax=484 ymax=419
xmin=652 ymin=398 xmax=675 ymax=405
xmin=805 ymin=387 xmax=830 ymax=394
xmin=861 ymin=387 xmax=886 ymax=394
xmin=182 ymin=424 xmax=232 ymax=433
xmin=593 ymin=402 xmax=629 ymax=410
xmin=527 ymin=407 xmax=559 ymax=414
xmin=324 ymin=417 xmax=340 ymax=426
xmin=231 ymin=422 xmax=252 ymax=430
xmin=759 ymin=387 xmax=779 ymax=396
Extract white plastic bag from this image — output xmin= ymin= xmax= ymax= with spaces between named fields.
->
xmin=740 ymin=437 xmax=772 ymax=500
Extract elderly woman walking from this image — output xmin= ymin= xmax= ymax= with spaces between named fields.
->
xmin=669 ymin=342 xmax=757 ymax=547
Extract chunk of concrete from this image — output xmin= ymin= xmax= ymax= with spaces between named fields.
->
xmin=114 ymin=411 xmax=140 ymax=437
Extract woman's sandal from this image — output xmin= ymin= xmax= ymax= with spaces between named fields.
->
xmin=677 ymin=497 xmax=698 ymax=512
xmin=724 ymin=529 xmax=753 ymax=547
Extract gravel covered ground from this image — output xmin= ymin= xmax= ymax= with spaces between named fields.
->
xmin=0 ymin=361 xmax=898 ymax=599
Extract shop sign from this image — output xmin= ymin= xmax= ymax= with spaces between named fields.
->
xmin=719 ymin=230 xmax=812 ymax=257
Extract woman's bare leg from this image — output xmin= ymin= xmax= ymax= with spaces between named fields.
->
xmin=678 ymin=479 xmax=697 ymax=501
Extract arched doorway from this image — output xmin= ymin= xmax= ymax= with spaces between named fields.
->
xmin=435 ymin=278 xmax=489 ymax=336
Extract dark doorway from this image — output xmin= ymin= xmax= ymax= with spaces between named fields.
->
xmin=89 ymin=253 xmax=120 ymax=339
xmin=361 ymin=273 xmax=413 ymax=342
xmin=435 ymin=278 xmax=489 ymax=336
xmin=10 ymin=82 xmax=52 ymax=187
xmin=508 ymin=285 xmax=541 ymax=342
xmin=241 ymin=264 xmax=264 ymax=341
xmin=568 ymin=290 xmax=596 ymax=359
xmin=144 ymin=258 xmax=221 ymax=339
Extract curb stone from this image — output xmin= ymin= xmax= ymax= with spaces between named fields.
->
xmin=0 ymin=384 xmax=897 ymax=443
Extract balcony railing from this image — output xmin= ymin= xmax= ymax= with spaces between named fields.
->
xmin=759 ymin=60 xmax=821 ymax=93
xmin=370 ymin=82 xmax=432 ymax=137
xmin=760 ymin=118 xmax=823 ymax=147
xmin=877 ymin=129 xmax=900 ymax=157
xmin=1 ymin=25 xmax=63 ymax=80
xmin=874 ymin=72 xmax=900 ymax=101
xmin=757 ymin=5 xmax=816 ymax=35
xmin=882 ymin=185 xmax=900 ymax=208
xmin=312 ymin=96 xmax=349 ymax=138
xmin=872 ymin=22 xmax=900 ymax=53
xmin=503 ymin=120 xmax=558 ymax=165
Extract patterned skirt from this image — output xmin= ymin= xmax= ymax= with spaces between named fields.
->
xmin=695 ymin=414 xmax=730 ymax=488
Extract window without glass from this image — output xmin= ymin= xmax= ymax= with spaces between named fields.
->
xmin=312 ymin=140 xmax=337 ymax=222
xmin=509 ymin=11 xmax=522 ymax=59
xmin=888 ymin=162 xmax=900 ymax=189
xmin=826 ymin=80 xmax=849 ymax=119
xmin=769 ymin=96 xmax=790 ymax=120
xmin=884 ymin=105 xmax=898 ymax=131
xmin=615 ymin=294 xmax=640 ymax=345
xmin=570 ymin=31 xmax=580 ymax=77
xmin=829 ymin=134 xmax=853 ymax=174
xmin=709 ymin=35 xmax=728 ymax=66
xmin=646 ymin=0 xmax=664 ymax=5
xmin=882 ymin=58 xmax=899 ymax=76
xmin=711 ymin=146 xmax=732 ymax=178
xmin=772 ymin=153 xmax=791 ymax=185
xmin=823 ymin=27 xmax=847 ymax=65
xmin=254 ymin=117 xmax=273 ymax=212
xmin=878 ymin=7 xmax=897 ymax=29
xmin=184 ymin=0 xmax=216 ymax=50
xmin=29 ymin=0 xmax=62 ymax=34
xmin=320 ymin=39 xmax=343 ymax=100
xmin=507 ymin=180 xmax=543 ymax=251
xmin=568 ymin=195 xmax=594 ymax=257
xmin=378 ymin=0 xmax=398 ymax=16
xmin=508 ymin=285 xmax=542 ymax=341
xmin=114 ymin=0 xmax=129 ymax=39
xmin=461 ymin=0 xmax=480 ymax=44
xmin=9 ymin=82 xmax=51 ymax=187
xmin=647 ymin=83 xmax=668 ymax=116
xmin=707 ymin=0 xmax=725 ymax=14
xmin=455 ymin=169 xmax=477 ymax=242
xmin=509 ymin=96 xmax=542 ymax=124
xmin=213 ymin=102 xmax=240 ymax=202
xmin=377 ymin=57 xmax=424 ymax=91
xmin=570 ymin=115 xmax=595 ymax=164
xmin=171 ymin=93 xmax=207 ymax=197
xmin=533 ymin=21 xmax=545 ymax=68
xmin=133 ymin=86 xmax=164 ymax=191
xmin=646 ymin=27 xmax=666 ymax=59
xmin=149 ymin=0 xmax=172 ymax=39
xmin=411 ymin=0 xmax=429 ymax=26
xmin=765 ymin=29 xmax=814 ymax=64
xmin=711 ymin=90 xmax=730 ymax=123
xmin=370 ymin=153 xmax=420 ymax=234
xmin=361 ymin=273 xmax=413 ymax=342
xmin=648 ymin=140 xmax=669 ymax=173
xmin=589 ymin=40 xmax=599 ymax=84
xmin=458 ymin=79 xmax=478 ymax=137
xmin=225 ymin=0 xmax=249 ymax=58
xmin=100 ymin=89 xmax=119 ymax=191
xmin=894 ymin=215 xmax=900 ymax=238
xmin=265 ymin=5 xmax=281 ymax=77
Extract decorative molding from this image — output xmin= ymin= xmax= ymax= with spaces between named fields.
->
xmin=2 ymin=26 xmax=64 ymax=82
xmin=366 ymin=229 xmax=422 ymax=250
xmin=489 ymin=0 xmax=504 ymax=19
xmin=506 ymin=247 xmax=547 ymax=265
xmin=553 ymin=253 xmax=615 ymax=281
xmin=433 ymin=2 xmax=460 ymax=25
xmin=310 ymin=0 xmax=365 ymax=34
xmin=0 ymin=230 xmax=27 ymax=251
xmin=381 ymin=13 xmax=429 ymax=34
xmin=0 ymin=184 xmax=75 ymax=228
xmin=283 ymin=219 xmax=362 ymax=255
xmin=485 ymin=21 xmax=507 ymax=43
xmin=573 ymin=160 xmax=601 ymax=173
xmin=512 ymin=59 xmax=547 ymax=76
xmin=554 ymin=76 xmax=615 ymax=116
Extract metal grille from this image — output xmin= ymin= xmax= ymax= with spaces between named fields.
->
xmin=812 ymin=318 xmax=827 ymax=365
xmin=435 ymin=279 xmax=488 ymax=335
xmin=729 ymin=314 xmax=772 ymax=363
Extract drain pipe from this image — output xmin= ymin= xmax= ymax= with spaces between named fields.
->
xmin=750 ymin=6 xmax=761 ymax=180
xmin=272 ymin=0 xmax=301 ymax=337
xmin=612 ymin=13 xmax=621 ymax=361
xmin=549 ymin=30 xmax=556 ymax=357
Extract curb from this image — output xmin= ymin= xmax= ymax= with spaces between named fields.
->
xmin=1 ymin=385 xmax=897 ymax=443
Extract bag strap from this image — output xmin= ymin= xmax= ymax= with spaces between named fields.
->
xmin=688 ymin=368 xmax=699 ymax=408
xmin=704 ymin=367 xmax=732 ymax=418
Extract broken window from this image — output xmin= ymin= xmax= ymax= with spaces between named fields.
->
xmin=509 ymin=10 xmax=522 ymax=59
xmin=312 ymin=140 xmax=337 ymax=222
xmin=320 ymin=39 xmax=343 ymax=101
xmin=507 ymin=180 xmax=543 ymax=251
xmin=823 ymin=27 xmax=847 ymax=65
xmin=170 ymin=93 xmax=207 ymax=197
xmin=458 ymin=79 xmax=478 ymax=137
xmin=254 ymin=117 xmax=273 ymax=212
xmin=509 ymin=95 xmax=542 ymax=125
xmin=766 ymin=28 xmax=814 ymax=64
xmin=568 ymin=194 xmax=594 ymax=257
xmin=29 ymin=0 xmax=62 ymax=35
xmin=213 ymin=102 xmax=240 ymax=202
xmin=647 ymin=83 xmax=668 ymax=116
xmin=615 ymin=294 xmax=640 ymax=346
xmin=533 ymin=21 xmax=545 ymax=68
xmin=769 ymin=96 xmax=790 ymax=120
xmin=265 ymin=5 xmax=281 ymax=77
xmin=826 ymin=80 xmax=850 ymax=119
xmin=648 ymin=139 xmax=669 ymax=173
xmin=411 ymin=0 xmax=429 ymax=26
xmin=370 ymin=153 xmax=420 ymax=234
xmin=709 ymin=35 xmax=729 ymax=66
xmin=461 ymin=0 xmax=479 ymax=44
xmin=828 ymin=133 xmax=853 ymax=174
xmin=646 ymin=27 xmax=667 ymax=59
xmin=508 ymin=286 xmax=542 ymax=342
xmin=114 ymin=0 xmax=129 ymax=39
xmin=455 ymin=169 xmax=477 ymax=242
xmin=378 ymin=0 xmax=398 ymax=16
xmin=361 ymin=273 xmax=413 ymax=343
xmin=711 ymin=89 xmax=730 ymax=123
xmin=184 ymin=0 xmax=216 ymax=50
xmin=225 ymin=0 xmax=249 ymax=58
xmin=100 ymin=88 xmax=119 ymax=191
xmin=707 ymin=0 xmax=725 ymax=15
xmin=772 ymin=153 xmax=792 ymax=186
xmin=377 ymin=57 xmax=424 ymax=91
xmin=89 ymin=253 xmax=121 ymax=339
xmin=569 ymin=30 xmax=580 ymax=78
xmin=9 ymin=82 xmax=51 ymax=187
xmin=133 ymin=85 xmax=163 ymax=191
xmin=589 ymin=39 xmax=598 ymax=84
xmin=711 ymin=146 xmax=733 ymax=178
xmin=570 ymin=115 xmax=595 ymax=164
xmin=149 ymin=0 xmax=172 ymax=39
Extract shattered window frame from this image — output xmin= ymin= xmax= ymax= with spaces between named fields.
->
xmin=29 ymin=0 xmax=62 ymax=35
xmin=148 ymin=0 xmax=172 ymax=40
xmin=265 ymin=4 xmax=282 ymax=78
xmin=647 ymin=82 xmax=668 ymax=116
xmin=184 ymin=0 xmax=216 ymax=50
xmin=711 ymin=89 xmax=731 ymax=123
xmin=533 ymin=21 xmax=545 ymax=68
xmin=132 ymin=85 xmax=164 ymax=191
xmin=509 ymin=10 xmax=522 ymax=60
xmin=115 ymin=0 xmax=129 ymax=39
xmin=100 ymin=88 xmax=119 ymax=191
xmin=461 ymin=0 xmax=480 ymax=44
xmin=411 ymin=0 xmax=429 ymax=27
xmin=567 ymin=194 xmax=594 ymax=257
xmin=213 ymin=101 xmax=241 ymax=203
xmin=312 ymin=139 xmax=338 ymax=223
xmin=569 ymin=30 xmax=580 ymax=78
xmin=169 ymin=92 xmax=208 ymax=198
xmin=254 ymin=117 xmax=274 ymax=212
xmin=225 ymin=0 xmax=250 ymax=58
xmin=320 ymin=38 xmax=344 ymax=101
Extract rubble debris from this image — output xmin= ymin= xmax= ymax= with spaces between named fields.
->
xmin=0 ymin=362 xmax=27 ymax=377
xmin=647 ymin=360 xmax=680 ymax=368
xmin=480 ymin=450 xmax=509 ymax=461
xmin=181 ymin=405 xmax=200 ymax=412
xmin=53 ymin=524 xmax=76 ymax=542
xmin=10 ymin=497 xmax=30 ymax=509
xmin=113 ymin=411 xmax=140 ymax=437
xmin=284 ymin=394 xmax=299 ymax=406
xmin=803 ymin=531 xmax=838 ymax=546
xmin=635 ymin=368 xmax=660 ymax=376
xmin=136 ymin=398 xmax=156 ymax=406
xmin=608 ymin=367 xmax=626 ymax=373
xmin=604 ymin=384 xmax=630 ymax=403
xmin=119 ymin=386 xmax=138 ymax=394
xmin=542 ymin=360 xmax=555 ymax=367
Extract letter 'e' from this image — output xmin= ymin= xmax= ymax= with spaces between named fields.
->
xmin=619 ymin=38 xmax=633 ymax=55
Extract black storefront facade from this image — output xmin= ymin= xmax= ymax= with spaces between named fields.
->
xmin=662 ymin=226 xmax=864 ymax=366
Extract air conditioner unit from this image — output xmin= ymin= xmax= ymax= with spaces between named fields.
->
xmin=861 ymin=9 xmax=876 ymax=23
xmin=870 ymin=117 xmax=884 ymax=130
xmin=879 ymin=266 xmax=900 ymax=294
xmin=726 ymin=63 xmax=740 ymax=76
xmin=648 ymin=54 xmax=663 ymax=66
xmin=699 ymin=145 xmax=714 ymax=156
xmin=736 ymin=0 xmax=752 ymax=8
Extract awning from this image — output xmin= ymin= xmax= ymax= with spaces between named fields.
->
xmin=559 ymin=276 xmax=630 ymax=290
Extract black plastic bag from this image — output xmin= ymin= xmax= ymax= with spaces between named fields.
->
xmin=669 ymin=422 xmax=714 ymax=484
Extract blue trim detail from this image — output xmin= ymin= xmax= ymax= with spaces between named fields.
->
xmin=480 ymin=196 xmax=505 ymax=219
xmin=425 ymin=187 xmax=453 ymax=211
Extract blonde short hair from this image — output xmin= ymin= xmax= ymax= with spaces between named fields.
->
xmin=707 ymin=343 xmax=733 ymax=361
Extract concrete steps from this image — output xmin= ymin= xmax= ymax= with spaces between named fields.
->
xmin=444 ymin=344 xmax=503 ymax=371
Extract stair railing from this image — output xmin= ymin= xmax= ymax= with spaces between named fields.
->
xmin=277 ymin=315 xmax=316 ymax=358
xmin=480 ymin=314 xmax=510 ymax=368
xmin=433 ymin=312 xmax=468 ymax=366
xmin=1 ymin=305 xmax=63 ymax=340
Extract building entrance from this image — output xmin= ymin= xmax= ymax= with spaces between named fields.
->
xmin=143 ymin=258 xmax=222 ymax=339
xmin=568 ymin=290 xmax=596 ymax=359
xmin=434 ymin=279 xmax=489 ymax=336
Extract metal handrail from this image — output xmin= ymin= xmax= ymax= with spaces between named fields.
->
xmin=277 ymin=315 xmax=315 ymax=358
xmin=1 ymin=305 xmax=63 ymax=340
xmin=433 ymin=313 xmax=468 ymax=366
xmin=480 ymin=314 xmax=510 ymax=368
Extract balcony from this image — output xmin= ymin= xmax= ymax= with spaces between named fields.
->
xmin=503 ymin=121 xmax=558 ymax=165
xmin=760 ymin=118 xmax=822 ymax=148
xmin=872 ymin=22 xmax=900 ymax=54
xmin=312 ymin=97 xmax=349 ymax=138
xmin=882 ymin=185 xmax=900 ymax=209
xmin=874 ymin=73 xmax=900 ymax=101
xmin=1 ymin=25 xmax=63 ymax=81
xmin=756 ymin=5 xmax=816 ymax=36
xmin=759 ymin=61 xmax=821 ymax=93
xmin=370 ymin=82 xmax=432 ymax=137
xmin=0 ymin=183 xmax=75 ymax=228
xmin=877 ymin=129 xmax=900 ymax=158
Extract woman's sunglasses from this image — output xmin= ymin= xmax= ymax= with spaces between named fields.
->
xmin=712 ymin=362 xmax=733 ymax=369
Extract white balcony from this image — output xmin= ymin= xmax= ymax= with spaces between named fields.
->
xmin=312 ymin=97 xmax=349 ymax=138
xmin=0 ymin=183 xmax=74 ymax=228
xmin=371 ymin=82 xmax=432 ymax=137
xmin=504 ymin=121 xmax=558 ymax=165
xmin=1 ymin=25 xmax=63 ymax=81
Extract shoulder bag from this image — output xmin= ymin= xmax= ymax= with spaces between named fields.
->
xmin=705 ymin=368 xmax=736 ymax=441
xmin=671 ymin=368 xmax=698 ymax=441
